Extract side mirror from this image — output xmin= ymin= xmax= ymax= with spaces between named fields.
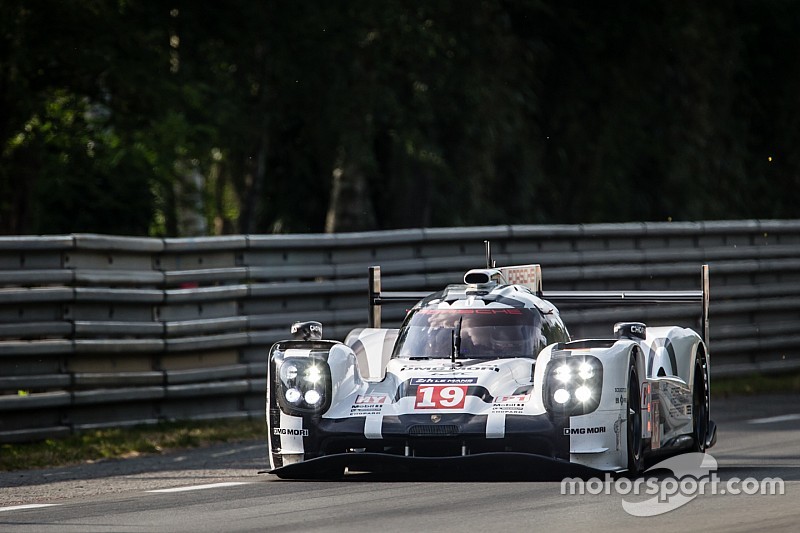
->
xmin=614 ymin=322 xmax=647 ymax=341
xmin=291 ymin=321 xmax=323 ymax=341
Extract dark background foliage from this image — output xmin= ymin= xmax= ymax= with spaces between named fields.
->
xmin=1 ymin=1 xmax=798 ymax=236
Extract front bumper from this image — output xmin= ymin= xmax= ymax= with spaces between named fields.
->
xmin=269 ymin=411 xmax=582 ymax=474
xmin=288 ymin=412 xmax=569 ymax=458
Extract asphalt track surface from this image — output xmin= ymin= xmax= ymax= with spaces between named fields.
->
xmin=1 ymin=393 xmax=798 ymax=532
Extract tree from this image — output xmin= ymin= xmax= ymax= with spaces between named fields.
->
xmin=2 ymin=1 xmax=799 ymax=236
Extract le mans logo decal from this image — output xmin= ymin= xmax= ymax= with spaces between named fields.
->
xmin=410 ymin=377 xmax=478 ymax=385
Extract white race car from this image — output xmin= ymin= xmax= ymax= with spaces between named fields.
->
xmin=267 ymin=255 xmax=716 ymax=479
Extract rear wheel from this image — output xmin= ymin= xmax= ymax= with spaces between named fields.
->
xmin=692 ymin=352 xmax=710 ymax=452
xmin=626 ymin=355 xmax=645 ymax=474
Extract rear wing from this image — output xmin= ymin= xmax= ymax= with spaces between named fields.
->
xmin=367 ymin=264 xmax=710 ymax=343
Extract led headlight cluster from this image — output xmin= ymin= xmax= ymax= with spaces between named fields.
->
xmin=276 ymin=357 xmax=331 ymax=414
xmin=544 ymin=355 xmax=603 ymax=415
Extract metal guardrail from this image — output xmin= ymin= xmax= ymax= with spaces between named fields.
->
xmin=1 ymin=220 xmax=799 ymax=442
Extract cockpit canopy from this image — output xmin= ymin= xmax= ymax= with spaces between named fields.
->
xmin=392 ymin=306 xmax=546 ymax=360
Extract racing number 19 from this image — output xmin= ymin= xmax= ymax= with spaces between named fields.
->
xmin=415 ymin=385 xmax=467 ymax=409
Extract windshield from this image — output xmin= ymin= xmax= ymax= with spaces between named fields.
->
xmin=392 ymin=307 xmax=543 ymax=360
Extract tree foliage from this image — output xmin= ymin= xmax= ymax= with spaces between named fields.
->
xmin=1 ymin=1 xmax=798 ymax=236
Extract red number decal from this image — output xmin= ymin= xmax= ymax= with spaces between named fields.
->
xmin=415 ymin=385 xmax=467 ymax=409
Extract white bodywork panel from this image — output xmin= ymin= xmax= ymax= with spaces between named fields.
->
xmin=344 ymin=328 xmax=398 ymax=381
xmin=322 ymin=322 xmax=703 ymax=472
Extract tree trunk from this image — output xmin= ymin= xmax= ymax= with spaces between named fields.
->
xmin=239 ymin=133 xmax=268 ymax=234
xmin=325 ymin=145 xmax=377 ymax=233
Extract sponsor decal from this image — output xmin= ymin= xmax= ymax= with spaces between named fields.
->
xmin=642 ymin=381 xmax=653 ymax=439
xmin=400 ymin=367 xmax=499 ymax=373
xmin=564 ymin=426 xmax=607 ymax=435
xmin=614 ymin=387 xmax=626 ymax=393
xmin=355 ymin=394 xmax=387 ymax=404
xmin=415 ymin=385 xmax=467 ymax=409
xmin=417 ymin=308 xmax=522 ymax=315
xmin=273 ymin=428 xmax=309 ymax=437
xmin=411 ymin=377 xmax=477 ymax=385
xmin=651 ymin=401 xmax=661 ymax=450
xmin=641 ymin=382 xmax=651 ymax=409
xmin=350 ymin=394 xmax=388 ymax=416
xmin=502 ymin=266 xmax=538 ymax=285
xmin=494 ymin=394 xmax=531 ymax=403
xmin=492 ymin=393 xmax=530 ymax=414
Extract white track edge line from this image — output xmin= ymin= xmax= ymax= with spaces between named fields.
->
xmin=0 ymin=504 xmax=61 ymax=512
xmin=146 ymin=482 xmax=253 ymax=493
xmin=747 ymin=413 xmax=800 ymax=424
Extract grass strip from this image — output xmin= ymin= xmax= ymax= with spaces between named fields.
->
xmin=1 ymin=419 xmax=265 ymax=472
xmin=712 ymin=371 xmax=800 ymax=397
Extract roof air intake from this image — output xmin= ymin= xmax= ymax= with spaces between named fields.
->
xmin=464 ymin=269 xmax=506 ymax=288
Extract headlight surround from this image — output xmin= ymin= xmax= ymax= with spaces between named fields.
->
xmin=275 ymin=356 xmax=332 ymax=414
xmin=544 ymin=355 xmax=603 ymax=415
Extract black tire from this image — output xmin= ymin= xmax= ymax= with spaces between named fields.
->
xmin=627 ymin=355 xmax=645 ymax=475
xmin=692 ymin=352 xmax=710 ymax=452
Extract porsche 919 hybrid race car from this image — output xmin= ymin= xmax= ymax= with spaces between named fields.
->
xmin=266 ymin=255 xmax=717 ymax=479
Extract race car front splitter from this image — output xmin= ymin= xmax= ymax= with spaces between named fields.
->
xmin=267 ymin=451 xmax=605 ymax=480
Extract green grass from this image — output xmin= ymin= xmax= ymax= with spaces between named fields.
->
xmin=712 ymin=371 xmax=800 ymax=397
xmin=2 ymin=372 xmax=799 ymax=472
xmin=0 ymin=419 xmax=265 ymax=472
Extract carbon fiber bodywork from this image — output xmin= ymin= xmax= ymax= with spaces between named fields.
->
xmin=269 ymin=451 xmax=603 ymax=480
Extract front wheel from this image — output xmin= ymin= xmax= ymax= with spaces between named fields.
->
xmin=626 ymin=355 xmax=645 ymax=475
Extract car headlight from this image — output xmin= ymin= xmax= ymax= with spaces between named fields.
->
xmin=275 ymin=356 xmax=331 ymax=414
xmin=544 ymin=355 xmax=603 ymax=415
